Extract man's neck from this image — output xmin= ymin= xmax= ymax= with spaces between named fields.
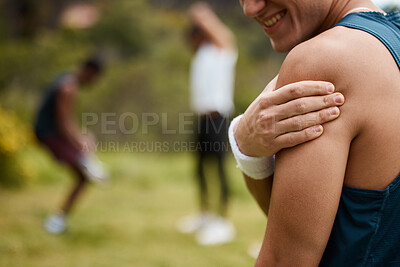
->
xmin=318 ymin=0 xmax=381 ymax=35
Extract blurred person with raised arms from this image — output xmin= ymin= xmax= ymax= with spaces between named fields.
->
xmin=229 ymin=0 xmax=400 ymax=265
xmin=176 ymin=2 xmax=238 ymax=245
xmin=35 ymin=57 xmax=108 ymax=234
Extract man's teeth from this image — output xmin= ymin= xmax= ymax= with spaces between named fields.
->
xmin=264 ymin=11 xmax=286 ymax=27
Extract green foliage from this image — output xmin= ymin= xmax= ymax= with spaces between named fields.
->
xmin=88 ymin=0 xmax=149 ymax=57
xmin=0 ymin=106 xmax=37 ymax=188
xmin=0 ymin=0 xmax=282 ymax=143
xmin=0 ymin=33 xmax=92 ymax=122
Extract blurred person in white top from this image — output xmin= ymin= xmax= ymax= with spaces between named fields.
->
xmin=190 ymin=31 xmax=237 ymax=116
xmin=176 ymin=2 xmax=237 ymax=246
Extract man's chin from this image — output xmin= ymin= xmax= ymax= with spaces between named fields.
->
xmin=270 ymin=40 xmax=295 ymax=53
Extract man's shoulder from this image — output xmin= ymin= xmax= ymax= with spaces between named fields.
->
xmin=278 ymin=24 xmax=397 ymax=93
xmin=58 ymin=75 xmax=78 ymax=95
xmin=279 ymin=27 xmax=363 ymax=84
xmin=276 ymin=27 xmax=377 ymax=137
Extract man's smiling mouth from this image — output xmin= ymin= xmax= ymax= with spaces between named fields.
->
xmin=263 ymin=10 xmax=287 ymax=27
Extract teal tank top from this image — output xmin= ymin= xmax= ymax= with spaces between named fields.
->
xmin=320 ymin=11 xmax=400 ymax=266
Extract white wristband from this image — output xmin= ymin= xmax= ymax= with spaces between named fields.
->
xmin=228 ymin=114 xmax=275 ymax=180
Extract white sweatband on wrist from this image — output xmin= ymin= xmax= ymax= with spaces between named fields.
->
xmin=228 ymin=114 xmax=275 ymax=180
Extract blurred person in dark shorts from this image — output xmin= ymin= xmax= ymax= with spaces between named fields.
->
xmin=35 ymin=57 xmax=107 ymax=234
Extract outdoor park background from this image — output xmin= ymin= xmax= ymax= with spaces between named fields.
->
xmin=0 ymin=0 xmax=398 ymax=266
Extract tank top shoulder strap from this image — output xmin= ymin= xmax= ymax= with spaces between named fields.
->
xmin=334 ymin=11 xmax=400 ymax=69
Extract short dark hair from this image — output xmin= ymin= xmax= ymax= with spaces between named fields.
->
xmin=82 ymin=57 xmax=104 ymax=73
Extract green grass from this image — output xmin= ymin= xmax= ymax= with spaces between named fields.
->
xmin=0 ymin=150 xmax=267 ymax=267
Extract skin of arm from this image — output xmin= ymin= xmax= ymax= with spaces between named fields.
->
xmin=244 ymin=174 xmax=273 ymax=216
xmin=56 ymin=80 xmax=88 ymax=152
xmin=189 ymin=2 xmax=236 ymax=50
xmin=235 ymin=77 xmax=345 ymax=216
xmin=255 ymin=32 xmax=360 ymax=266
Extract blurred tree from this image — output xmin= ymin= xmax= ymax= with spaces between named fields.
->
xmin=2 ymin=0 xmax=38 ymax=39
xmin=87 ymin=0 xmax=147 ymax=58
xmin=0 ymin=0 xmax=281 ymax=145
xmin=151 ymin=0 xmax=241 ymax=11
xmin=1 ymin=0 xmax=100 ymax=39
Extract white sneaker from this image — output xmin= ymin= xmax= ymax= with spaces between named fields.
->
xmin=79 ymin=154 xmax=109 ymax=184
xmin=176 ymin=212 xmax=213 ymax=234
xmin=195 ymin=217 xmax=235 ymax=246
xmin=44 ymin=213 xmax=67 ymax=234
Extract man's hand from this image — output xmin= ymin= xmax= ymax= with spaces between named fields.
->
xmin=234 ymin=76 xmax=345 ymax=157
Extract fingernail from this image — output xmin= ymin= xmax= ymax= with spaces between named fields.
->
xmin=327 ymin=84 xmax=335 ymax=93
xmin=334 ymin=94 xmax=344 ymax=104
xmin=314 ymin=125 xmax=323 ymax=133
xmin=329 ymin=107 xmax=339 ymax=115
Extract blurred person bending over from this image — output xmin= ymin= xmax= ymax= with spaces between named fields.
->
xmin=229 ymin=0 xmax=400 ymax=265
xmin=176 ymin=2 xmax=237 ymax=245
xmin=35 ymin=57 xmax=107 ymax=234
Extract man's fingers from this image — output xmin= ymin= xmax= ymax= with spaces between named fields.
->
xmin=275 ymin=107 xmax=340 ymax=134
xmin=274 ymin=125 xmax=324 ymax=149
xmin=267 ymin=81 xmax=335 ymax=105
xmin=274 ymin=93 xmax=344 ymax=121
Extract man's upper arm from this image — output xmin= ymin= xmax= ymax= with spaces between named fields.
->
xmin=56 ymin=83 xmax=75 ymax=132
xmin=257 ymin=39 xmax=354 ymax=266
